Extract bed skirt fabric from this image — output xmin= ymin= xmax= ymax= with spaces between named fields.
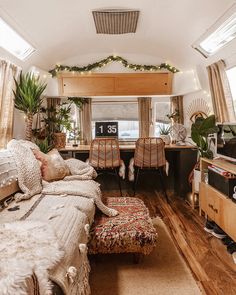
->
xmin=88 ymin=197 xmax=157 ymax=255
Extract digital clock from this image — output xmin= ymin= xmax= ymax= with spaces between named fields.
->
xmin=95 ymin=122 xmax=118 ymax=138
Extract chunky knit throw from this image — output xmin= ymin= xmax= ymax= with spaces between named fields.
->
xmin=7 ymin=140 xmax=42 ymax=202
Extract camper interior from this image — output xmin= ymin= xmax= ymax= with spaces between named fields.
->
xmin=1 ymin=1 xmax=236 ymax=294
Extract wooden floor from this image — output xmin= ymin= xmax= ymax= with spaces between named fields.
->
xmin=102 ymin=188 xmax=236 ymax=295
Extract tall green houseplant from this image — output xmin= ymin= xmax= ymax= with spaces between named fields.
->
xmin=191 ymin=114 xmax=219 ymax=159
xmin=13 ymin=72 xmax=47 ymax=140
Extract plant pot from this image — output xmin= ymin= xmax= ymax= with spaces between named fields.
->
xmin=193 ymin=169 xmax=201 ymax=193
xmin=160 ymin=134 xmax=171 ymax=145
xmin=53 ymin=132 xmax=66 ymax=148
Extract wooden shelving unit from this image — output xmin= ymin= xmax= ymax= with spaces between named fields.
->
xmin=199 ymin=158 xmax=236 ymax=241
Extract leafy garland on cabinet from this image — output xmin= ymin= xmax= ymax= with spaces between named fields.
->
xmin=49 ymin=55 xmax=180 ymax=77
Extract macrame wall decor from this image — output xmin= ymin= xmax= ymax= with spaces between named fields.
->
xmin=186 ymin=98 xmax=211 ymax=122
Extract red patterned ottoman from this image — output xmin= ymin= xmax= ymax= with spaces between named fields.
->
xmin=88 ymin=197 xmax=157 ymax=256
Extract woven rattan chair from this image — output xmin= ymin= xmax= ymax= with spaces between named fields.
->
xmin=133 ymin=137 xmax=168 ymax=201
xmin=89 ymin=138 xmax=122 ymax=196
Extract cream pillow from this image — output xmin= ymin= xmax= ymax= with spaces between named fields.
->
xmin=33 ymin=149 xmax=70 ymax=182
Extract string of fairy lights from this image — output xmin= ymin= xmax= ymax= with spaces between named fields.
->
xmin=49 ymin=55 xmax=179 ymax=77
xmin=0 ymin=154 xmax=18 ymax=188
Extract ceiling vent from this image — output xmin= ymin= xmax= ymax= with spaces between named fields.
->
xmin=92 ymin=9 xmax=140 ymax=34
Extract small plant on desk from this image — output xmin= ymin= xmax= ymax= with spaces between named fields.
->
xmin=159 ymin=124 xmax=171 ymax=145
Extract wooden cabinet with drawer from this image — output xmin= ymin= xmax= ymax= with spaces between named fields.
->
xmin=199 ymin=182 xmax=225 ymax=227
xmin=199 ymin=158 xmax=236 ymax=241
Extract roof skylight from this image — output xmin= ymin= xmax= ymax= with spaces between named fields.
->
xmin=192 ymin=4 xmax=236 ymax=57
xmin=0 ymin=17 xmax=35 ymax=60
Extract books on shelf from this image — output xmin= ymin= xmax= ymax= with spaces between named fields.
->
xmin=208 ymin=165 xmax=235 ymax=178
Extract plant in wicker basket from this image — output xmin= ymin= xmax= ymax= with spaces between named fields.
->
xmin=13 ymin=72 xmax=47 ymax=141
xmin=42 ymin=97 xmax=87 ymax=148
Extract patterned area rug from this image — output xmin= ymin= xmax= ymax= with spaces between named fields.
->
xmin=89 ymin=217 xmax=202 ymax=295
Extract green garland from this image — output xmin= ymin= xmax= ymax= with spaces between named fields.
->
xmin=49 ymin=55 xmax=179 ymax=77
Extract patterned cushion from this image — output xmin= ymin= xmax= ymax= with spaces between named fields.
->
xmin=88 ymin=197 xmax=157 ymax=255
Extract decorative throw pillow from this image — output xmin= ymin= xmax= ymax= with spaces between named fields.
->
xmin=32 ymin=149 xmax=70 ymax=182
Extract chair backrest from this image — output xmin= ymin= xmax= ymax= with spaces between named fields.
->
xmin=89 ymin=138 xmax=121 ymax=169
xmin=134 ymin=137 xmax=166 ymax=168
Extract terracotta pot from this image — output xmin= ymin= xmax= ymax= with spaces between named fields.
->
xmin=159 ymin=134 xmax=171 ymax=145
xmin=53 ymin=132 xmax=66 ymax=148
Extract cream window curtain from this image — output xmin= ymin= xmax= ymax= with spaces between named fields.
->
xmin=0 ymin=59 xmax=21 ymax=148
xmin=138 ymin=97 xmax=151 ymax=137
xmin=170 ymin=95 xmax=184 ymax=124
xmin=80 ymin=97 xmax=92 ymax=144
xmin=207 ymin=60 xmax=236 ymax=122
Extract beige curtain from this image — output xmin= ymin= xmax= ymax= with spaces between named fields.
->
xmin=0 ymin=59 xmax=21 ymax=148
xmin=80 ymin=98 xmax=92 ymax=144
xmin=170 ymin=95 xmax=184 ymax=124
xmin=207 ymin=60 xmax=236 ymax=122
xmin=138 ymin=97 xmax=151 ymax=137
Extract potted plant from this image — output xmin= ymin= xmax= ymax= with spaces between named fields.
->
xmin=13 ymin=72 xmax=47 ymax=141
xmin=167 ymin=109 xmax=180 ymax=123
xmin=191 ymin=114 xmax=219 ymax=192
xmin=43 ymin=97 xmax=87 ymax=148
xmin=159 ymin=124 xmax=171 ymax=145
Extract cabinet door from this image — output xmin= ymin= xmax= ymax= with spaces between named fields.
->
xmin=204 ymin=185 xmax=215 ymax=220
xmin=223 ymin=198 xmax=236 ymax=241
xmin=211 ymin=190 xmax=225 ymax=226
xmin=199 ymin=182 xmax=208 ymax=214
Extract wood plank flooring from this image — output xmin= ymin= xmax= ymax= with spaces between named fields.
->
xmin=102 ymin=188 xmax=236 ymax=295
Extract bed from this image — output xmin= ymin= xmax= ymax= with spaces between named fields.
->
xmin=0 ymin=149 xmax=95 ymax=295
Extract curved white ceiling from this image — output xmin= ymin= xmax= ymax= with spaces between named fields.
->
xmin=0 ymin=0 xmax=235 ymax=71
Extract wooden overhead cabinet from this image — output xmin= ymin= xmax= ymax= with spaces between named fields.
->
xmin=58 ymin=73 xmax=173 ymax=96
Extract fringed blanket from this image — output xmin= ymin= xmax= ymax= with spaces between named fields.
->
xmin=42 ymin=180 xmax=118 ymax=217
xmin=64 ymin=158 xmax=97 ymax=180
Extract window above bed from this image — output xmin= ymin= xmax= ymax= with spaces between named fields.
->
xmin=192 ymin=3 xmax=236 ymax=57
xmin=0 ymin=17 xmax=35 ymax=60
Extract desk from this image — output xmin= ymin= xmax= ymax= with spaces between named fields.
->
xmin=59 ymin=143 xmax=194 ymax=154
xmin=59 ymin=144 xmax=197 ymax=198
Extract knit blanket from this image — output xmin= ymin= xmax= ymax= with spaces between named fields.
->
xmin=0 ymin=220 xmax=64 ymax=295
xmin=7 ymin=139 xmax=42 ymax=202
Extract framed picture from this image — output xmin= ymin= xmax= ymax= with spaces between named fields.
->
xmin=95 ymin=122 xmax=118 ymax=138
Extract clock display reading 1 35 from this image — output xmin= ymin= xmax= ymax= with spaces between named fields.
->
xmin=95 ymin=122 xmax=118 ymax=137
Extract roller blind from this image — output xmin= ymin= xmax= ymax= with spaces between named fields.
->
xmin=92 ymin=102 xmax=138 ymax=121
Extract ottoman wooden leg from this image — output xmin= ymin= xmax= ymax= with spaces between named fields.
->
xmin=133 ymin=253 xmax=143 ymax=264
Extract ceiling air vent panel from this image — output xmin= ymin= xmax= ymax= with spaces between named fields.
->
xmin=92 ymin=9 xmax=139 ymax=34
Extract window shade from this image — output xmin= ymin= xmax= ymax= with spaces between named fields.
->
xmin=92 ymin=102 xmax=138 ymax=121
